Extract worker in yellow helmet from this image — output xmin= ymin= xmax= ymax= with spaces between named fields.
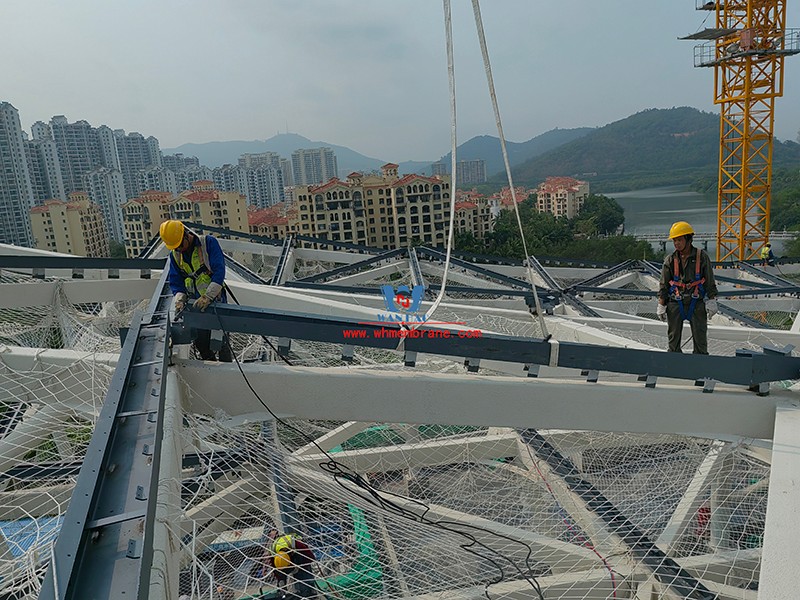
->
xmin=760 ymin=243 xmax=775 ymax=267
xmin=656 ymin=221 xmax=718 ymax=354
xmin=159 ymin=220 xmax=232 ymax=362
xmin=265 ymin=532 xmax=317 ymax=599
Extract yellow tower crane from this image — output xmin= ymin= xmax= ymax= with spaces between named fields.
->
xmin=684 ymin=1 xmax=799 ymax=262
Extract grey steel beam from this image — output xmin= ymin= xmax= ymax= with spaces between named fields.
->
xmin=563 ymin=295 xmax=601 ymax=318
xmin=717 ymin=303 xmax=774 ymax=329
xmin=519 ymin=429 xmax=716 ymax=600
xmin=573 ymin=285 xmax=658 ymax=297
xmin=270 ymin=234 xmax=295 ymax=285
xmin=739 ymin=261 xmax=800 ymax=288
xmin=180 ymin=303 xmax=800 ymax=386
xmin=296 ymin=248 xmax=406 ymax=283
xmin=183 ymin=221 xmax=284 ymax=247
xmin=570 ymin=260 xmax=636 ymax=289
xmin=0 ymin=255 xmax=162 ymax=278
xmin=294 ymin=233 xmax=384 ymax=253
xmin=39 ymin=271 xmax=172 ymax=600
xmin=417 ymin=247 xmax=534 ymax=290
xmin=408 ymin=247 xmax=426 ymax=289
xmin=224 ymin=254 xmax=270 ymax=285
xmin=526 ymin=255 xmax=561 ymax=291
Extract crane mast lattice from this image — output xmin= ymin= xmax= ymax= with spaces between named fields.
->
xmin=686 ymin=0 xmax=799 ymax=261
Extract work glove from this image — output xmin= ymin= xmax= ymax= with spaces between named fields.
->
xmin=174 ymin=292 xmax=187 ymax=313
xmin=705 ymin=298 xmax=718 ymax=318
xmin=656 ymin=303 xmax=667 ymax=322
xmin=194 ymin=295 xmax=213 ymax=312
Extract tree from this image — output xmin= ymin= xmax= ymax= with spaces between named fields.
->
xmin=575 ymin=194 xmax=624 ymax=235
xmin=109 ymin=240 xmax=127 ymax=258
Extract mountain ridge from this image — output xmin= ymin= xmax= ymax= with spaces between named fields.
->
xmin=162 ymin=127 xmax=595 ymax=177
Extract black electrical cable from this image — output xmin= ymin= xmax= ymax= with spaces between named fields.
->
xmin=205 ymin=304 xmax=546 ymax=600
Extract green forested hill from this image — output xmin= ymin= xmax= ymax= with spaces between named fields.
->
xmin=504 ymin=107 xmax=800 ymax=192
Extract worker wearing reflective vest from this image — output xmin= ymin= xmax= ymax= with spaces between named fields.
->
xmin=269 ymin=533 xmax=317 ymax=598
xmin=657 ymin=221 xmax=718 ymax=354
xmin=160 ymin=220 xmax=232 ymax=362
xmin=760 ymin=243 xmax=775 ymax=266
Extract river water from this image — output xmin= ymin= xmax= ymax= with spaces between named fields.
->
xmin=606 ymin=184 xmax=781 ymax=258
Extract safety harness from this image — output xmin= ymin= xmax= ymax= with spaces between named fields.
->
xmin=669 ymin=247 xmax=705 ymax=321
xmin=173 ymin=238 xmax=213 ymax=297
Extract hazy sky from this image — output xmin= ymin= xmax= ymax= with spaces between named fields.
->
xmin=4 ymin=1 xmax=799 ymax=161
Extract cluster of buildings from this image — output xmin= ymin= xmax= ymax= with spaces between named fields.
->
xmin=1 ymin=101 xmax=591 ymax=258
xmin=431 ymin=159 xmax=487 ymax=186
xmin=0 ymin=101 xmax=340 ymax=253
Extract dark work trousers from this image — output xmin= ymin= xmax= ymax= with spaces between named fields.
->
xmin=193 ymin=329 xmax=233 ymax=362
xmin=666 ymin=298 xmax=708 ymax=354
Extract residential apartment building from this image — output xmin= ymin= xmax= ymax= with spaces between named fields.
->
xmin=121 ymin=181 xmax=248 ymax=257
xmin=535 ymin=176 xmax=589 ymax=219
xmin=248 ymin=203 xmax=298 ymax=239
xmin=25 ymin=137 xmax=66 ymax=202
xmin=139 ymin=166 xmax=178 ymax=196
xmin=239 ymin=152 xmax=280 ymax=169
xmin=213 ymin=164 xmax=284 ymax=208
xmin=455 ymin=159 xmax=486 ymax=186
xmin=83 ymin=167 xmax=127 ymax=242
xmin=114 ymin=130 xmax=162 ymax=199
xmin=121 ymin=191 xmax=171 ymax=257
xmin=431 ymin=162 xmax=448 ymax=177
xmin=292 ymin=163 xmax=451 ymax=249
xmin=163 ymin=153 xmax=199 ymax=172
xmin=454 ymin=190 xmax=494 ymax=240
xmin=43 ymin=116 xmax=162 ymax=202
xmin=49 ymin=116 xmax=105 ymax=195
xmin=30 ymin=193 xmax=109 ymax=257
xmin=291 ymin=147 xmax=337 ymax=185
xmin=0 ymin=102 xmax=36 ymax=247
xmin=174 ymin=166 xmax=213 ymax=193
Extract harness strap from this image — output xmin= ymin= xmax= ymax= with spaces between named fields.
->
xmin=669 ymin=247 xmax=706 ymax=321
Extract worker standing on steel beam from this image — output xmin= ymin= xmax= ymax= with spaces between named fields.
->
xmin=656 ymin=221 xmax=718 ymax=354
xmin=160 ymin=219 xmax=233 ymax=362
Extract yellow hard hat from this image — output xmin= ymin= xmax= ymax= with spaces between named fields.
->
xmin=159 ymin=220 xmax=185 ymax=250
xmin=273 ymin=550 xmax=292 ymax=570
xmin=669 ymin=221 xmax=694 ymax=239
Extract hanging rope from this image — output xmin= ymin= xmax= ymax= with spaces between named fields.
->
xmin=421 ymin=0 xmax=459 ymax=325
xmin=471 ymin=0 xmax=549 ymax=338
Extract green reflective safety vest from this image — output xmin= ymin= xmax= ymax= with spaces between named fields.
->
xmin=172 ymin=235 xmax=213 ymax=297
xmin=760 ymin=246 xmax=770 ymax=260
xmin=273 ymin=533 xmax=300 ymax=553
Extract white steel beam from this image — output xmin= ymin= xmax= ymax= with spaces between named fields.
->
xmin=177 ymin=362 xmax=786 ymax=440
xmin=758 ymin=400 xmax=800 ymax=600
xmin=149 ymin=370 xmax=184 ymax=600
xmin=290 ymin=433 xmax=519 ymax=473
xmin=294 ymin=421 xmax=376 ymax=455
xmin=179 ymin=475 xmax=267 ymax=569
xmin=656 ymin=441 xmax=727 ymax=554
xmin=407 ymin=568 xmax=628 ymax=600
xmin=0 ymin=346 xmax=118 ymax=370
xmin=327 ymin=261 xmax=407 ymax=286
xmin=290 ymin=467 xmax=600 ymax=573
xmin=0 ymin=485 xmax=73 ymax=520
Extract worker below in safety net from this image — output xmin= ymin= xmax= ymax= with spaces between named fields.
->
xmin=656 ymin=221 xmax=718 ymax=354
xmin=265 ymin=532 xmax=318 ymax=599
xmin=159 ymin=219 xmax=233 ymax=362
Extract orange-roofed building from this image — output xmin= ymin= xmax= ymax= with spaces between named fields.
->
xmin=121 ymin=181 xmax=248 ymax=257
xmin=30 ymin=193 xmax=110 ymax=257
xmin=292 ymin=163 xmax=452 ymax=249
xmin=248 ymin=203 xmax=299 ymax=239
xmin=535 ymin=177 xmax=589 ymax=219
